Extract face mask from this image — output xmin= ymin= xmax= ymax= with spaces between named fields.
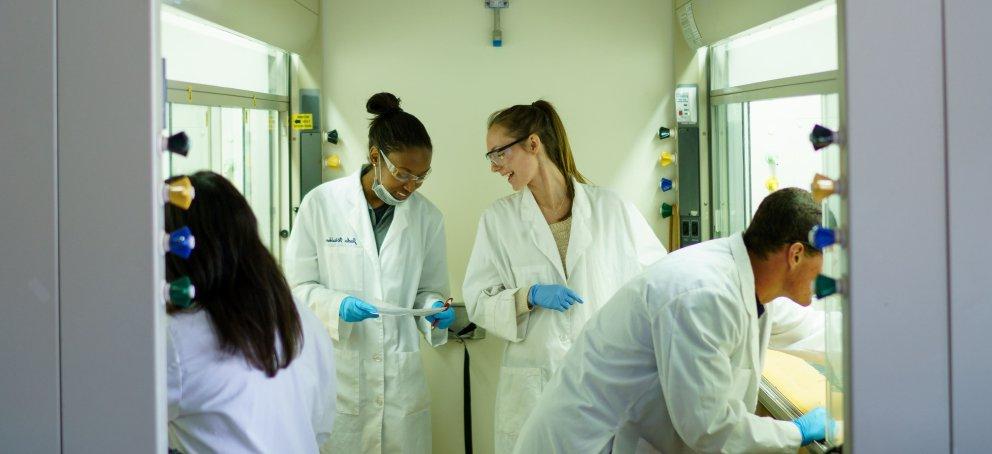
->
xmin=372 ymin=157 xmax=405 ymax=206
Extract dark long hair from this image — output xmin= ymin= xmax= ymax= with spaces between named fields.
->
xmin=165 ymin=171 xmax=302 ymax=377
xmin=488 ymin=100 xmax=589 ymax=198
xmin=366 ymin=92 xmax=432 ymax=156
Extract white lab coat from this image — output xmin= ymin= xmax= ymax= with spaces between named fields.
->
xmin=512 ymin=234 xmax=825 ymax=454
xmin=463 ymin=182 xmax=667 ymax=453
xmin=167 ymin=301 xmax=337 ymax=454
xmin=284 ymin=170 xmax=449 ymax=454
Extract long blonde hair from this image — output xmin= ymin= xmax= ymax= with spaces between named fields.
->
xmin=488 ymin=100 xmax=588 ymax=197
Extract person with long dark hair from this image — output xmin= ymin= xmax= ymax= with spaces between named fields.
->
xmin=165 ymin=171 xmax=336 ymax=453
xmin=284 ymin=92 xmax=454 ymax=453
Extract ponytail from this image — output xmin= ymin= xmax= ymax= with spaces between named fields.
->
xmin=488 ymin=100 xmax=588 ymax=197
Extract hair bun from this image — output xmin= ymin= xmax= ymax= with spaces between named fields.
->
xmin=366 ymin=92 xmax=402 ymax=116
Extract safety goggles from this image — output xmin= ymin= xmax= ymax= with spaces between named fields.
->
xmin=379 ymin=148 xmax=431 ymax=184
xmin=485 ymin=136 xmax=527 ymax=166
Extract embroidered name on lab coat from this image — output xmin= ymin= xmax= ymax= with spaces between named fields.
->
xmin=326 ymin=237 xmax=358 ymax=246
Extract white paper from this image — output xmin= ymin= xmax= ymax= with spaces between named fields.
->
xmin=372 ymin=304 xmax=446 ymax=317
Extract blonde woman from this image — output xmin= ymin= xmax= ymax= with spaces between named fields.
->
xmin=463 ymin=100 xmax=667 ymax=453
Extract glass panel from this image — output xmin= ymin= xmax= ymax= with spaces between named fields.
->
xmin=218 ymin=107 xmax=246 ymax=193
xmin=710 ymin=104 xmax=729 ymax=237
xmin=161 ymin=105 xmax=173 ymax=180
xmin=160 ymin=5 xmax=290 ymax=259
xmin=707 ymin=1 xmax=843 ymax=444
xmin=710 ymin=102 xmax=749 ymax=238
xmin=166 ymin=104 xmax=211 ymax=178
xmin=746 ymin=95 xmax=825 ymax=215
xmin=728 ymin=103 xmax=749 ymax=235
xmin=164 ymin=103 xmax=286 ymax=258
xmin=713 ymin=95 xmax=841 ymax=235
xmin=820 ymin=93 xmax=845 ymax=445
xmin=276 ymin=110 xmax=291 ymax=263
xmin=246 ymin=109 xmax=278 ymax=250
xmin=161 ymin=5 xmax=289 ymax=96
xmin=744 ymin=92 xmax=845 ymax=446
xmin=710 ymin=0 xmax=837 ymax=90
xmin=824 ymin=248 xmax=847 ymax=445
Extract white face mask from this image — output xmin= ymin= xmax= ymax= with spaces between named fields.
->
xmin=372 ymin=154 xmax=405 ymax=206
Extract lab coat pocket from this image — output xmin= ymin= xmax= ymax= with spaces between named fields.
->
xmin=334 ymin=348 xmax=360 ymax=415
xmin=396 ymin=351 xmax=431 ymax=415
xmin=325 ymin=246 xmax=364 ymax=292
xmin=494 ymin=367 xmax=544 ymax=438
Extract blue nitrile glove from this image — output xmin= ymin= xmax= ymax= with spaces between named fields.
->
xmin=338 ymin=296 xmax=379 ymax=323
xmin=528 ymin=284 xmax=584 ymax=312
xmin=793 ymin=407 xmax=833 ymax=446
xmin=425 ymin=301 xmax=455 ymax=330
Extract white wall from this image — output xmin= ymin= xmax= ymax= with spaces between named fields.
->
xmin=287 ymin=22 xmax=324 ymax=259
xmin=0 ymin=0 xmax=61 ymax=450
xmin=321 ymin=0 xmax=675 ymax=452
xmin=321 ymin=0 xmax=676 ymax=298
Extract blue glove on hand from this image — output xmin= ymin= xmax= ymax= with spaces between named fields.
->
xmin=793 ymin=407 xmax=833 ymax=446
xmin=339 ymin=296 xmax=379 ymax=323
xmin=528 ymin=284 xmax=585 ymax=312
xmin=425 ymin=301 xmax=455 ymax=330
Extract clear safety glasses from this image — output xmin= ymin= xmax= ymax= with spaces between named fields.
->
xmin=379 ymin=149 xmax=431 ymax=184
xmin=485 ymin=136 xmax=527 ymax=166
